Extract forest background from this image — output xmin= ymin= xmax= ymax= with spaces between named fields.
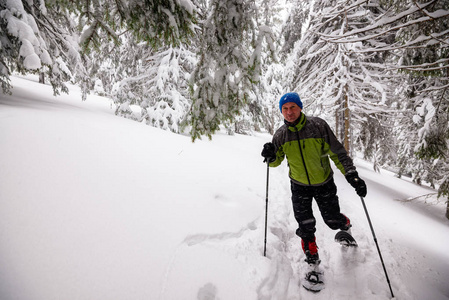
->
xmin=1 ymin=0 xmax=448 ymax=217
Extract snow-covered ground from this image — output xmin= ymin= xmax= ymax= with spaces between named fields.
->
xmin=1 ymin=75 xmax=449 ymax=300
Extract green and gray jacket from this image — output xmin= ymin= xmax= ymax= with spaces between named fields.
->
xmin=270 ymin=113 xmax=356 ymax=186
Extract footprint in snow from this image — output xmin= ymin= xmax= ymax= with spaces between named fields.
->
xmin=197 ymin=283 xmax=219 ymax=300
xmin=214 ymin=194 xmax=238 ymax=207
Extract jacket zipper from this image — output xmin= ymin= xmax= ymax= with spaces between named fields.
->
xmin=296 ymin=130 xmax=311 ymax=185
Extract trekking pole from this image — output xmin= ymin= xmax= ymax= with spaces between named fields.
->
xmin=360 ymin=196 xmax=395 ymax=298
xmin=264 ymin=161 xmax=269 ymax=257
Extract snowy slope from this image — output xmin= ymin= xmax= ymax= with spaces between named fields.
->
xmin=1 ymin=75 xmax=449 ymax=300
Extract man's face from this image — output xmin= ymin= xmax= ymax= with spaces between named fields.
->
xmin=281 ymin=102 xmax=302 ymax=123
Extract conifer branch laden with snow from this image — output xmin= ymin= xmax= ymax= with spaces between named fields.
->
xmin=185 ymin=0 xmax=261 ymax=141
xmin=0 ymin=0 xmax=197 ymax=98
xmin=280 ymin=0 xmax=449 ymax=213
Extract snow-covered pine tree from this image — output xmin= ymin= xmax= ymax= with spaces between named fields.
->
xmin=75 ymin=0 xmax=199 ymax=134
xmin=112 ymin=40 xmax=196 ymax=133
xmin=72 ymin=0 xmax=198 ymax=103
xmin=75 ymin=0 xmax=196 ymax=52
xmin=100 ymin=32 xmax=154 ymax=120
xmin=257 ymin=61 xmax=284 ymax=134
xmin=80 ymin=9 xmax=196 ymax=133
xmin=385 ymin=0 xmax=449 ymax=212
xmin=252 ymin=0 xmax=288 ymax=135
xmin=220 ymin=0 xmax=286 ymax=136
xmin=281 ymin=0 xmax=308 ymax=54
xmin=1 ymin=0 xmax=197 ymax=100
xmin=186 ymin=0 xmax=261 ymax=140
xmin=282 ymin=0 xmax=395 ymax=156
xmin=305 ymin=0 xmax=449 ymax=215
xmin=0 ymin=0 xmax=80 ymax=96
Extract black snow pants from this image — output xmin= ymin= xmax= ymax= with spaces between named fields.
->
xmin=291 ymin=177 xmax=348 ymax=242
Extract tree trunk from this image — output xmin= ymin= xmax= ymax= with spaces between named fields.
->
xmin=39 ymin=72 xmax=45 ymax=84
xmin=343 ymin=84 xmax=350 ymax=152
xmin=335 ymin=102 xmax=340 ymax=140
xmin=446 ymin=200 xmax=449 ymax=220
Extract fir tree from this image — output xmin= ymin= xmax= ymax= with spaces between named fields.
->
xmin=1 ymin=0 xmax=197 ymax=99
xmin=0 ymin=0 xmax=79 ymax=96
xmin=186 ymin=0 xmax=260 ymax=140
xmin=254 ymin=0 xmax=288 ymax=134
xmin=388 ymin=0 xmax=449 ymax=210
xmin=112 ymin=40 xmax=196 ymax=133
xmin=282 ymin=0 xmax=394 ymax=155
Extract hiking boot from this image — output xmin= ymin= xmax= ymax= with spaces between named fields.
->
xmin=304 ymin=251 xmax=320 ymax=264
xmin=302 ymin=238 xmax=319 ymax=264
xmin=340 ymin=216 xmax=352 ymax=234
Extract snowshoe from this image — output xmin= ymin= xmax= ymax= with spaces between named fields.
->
xmin=302 ymin=260 xmax=325 ymax=292
xmin=335 ymin=230 xmax=358 ymax=247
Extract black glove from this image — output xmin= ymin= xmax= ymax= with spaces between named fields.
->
xmin=261 ymin=142 xmax=276 ymax=163
xmin=345 ymin=171 xmax=367 ymax=197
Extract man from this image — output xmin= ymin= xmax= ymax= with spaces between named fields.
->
xmin=261 ymin=92 xmax=367 ymax=265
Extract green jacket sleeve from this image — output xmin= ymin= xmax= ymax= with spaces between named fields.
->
xmin=320 ymin=119 xmax=356 ymax=175
xmin=269 ymin=126 xmax=286 ymax=167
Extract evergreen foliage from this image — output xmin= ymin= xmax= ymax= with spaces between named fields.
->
xmin=112 ymin=40 xmax=195 ymax=133
xmin=390 ymin=0 xmax=449 ymax=202
xmin=0 ymin=0 xmax=78 ymax=96
xmin=280 ymin=0 xmax=448 ymax=210
xmin=186 ymin=0 xmax=260 ymax=141
xmin=0 ymin=0 xmax=197 ymax=99
xmin=282 ymin=0 xmax=394 ymax=154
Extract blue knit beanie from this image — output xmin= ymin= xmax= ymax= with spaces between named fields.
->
xmin=279 ymin=92 xmax=303 ymax=112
